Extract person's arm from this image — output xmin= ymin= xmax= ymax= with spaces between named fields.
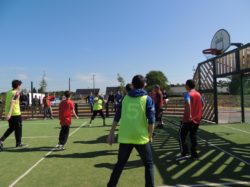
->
xmin=71 ymin=102 xmax=78 ymax=119
xmin=107 ymin=121 xmax=118 ymax=145
xmin=184 ymin=92 xmax=192 ymax=120
xmin=148 ymin=124 xmax=155 ymax=143
xmin=6 ymin=100 xmax=15 ymax=120
xmin=146 ymin=96 xmax=155 ymax=142
xmin=107 ymin=101 xmax=122 ymax=145
xmin=72 ymin=109 xmax=79 ymax=119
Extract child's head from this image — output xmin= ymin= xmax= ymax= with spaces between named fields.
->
xmin=185 ymin=79 xmax=195 ymax=91
xmin=95 ymin=92 xmax=99 ymax=97
xmin=125 ymin=83 xmax=133 ymax=92
xmin=154 ymin=85 xmax=161 ymax=92
xmin=64 ymin=91 xmax=71 ymax=99
xmin=12 ymin=80 xmax=22 ymax=90
xmin=132 ymin=75 xmax=145 ymax=89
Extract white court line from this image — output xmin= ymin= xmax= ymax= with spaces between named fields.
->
xmin=157 ymin=180 xmax=250 ymax=187
xmin=221 ymin=124 xmax=250 ymax=134
xmin=9 ymin=122 xmax=87 ymax=187
xmin=167 ymin=123 xmax=250 ymax=166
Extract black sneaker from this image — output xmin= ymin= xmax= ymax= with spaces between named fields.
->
xmin=16 ymin=144 xmax=28 ymax=148
xmin=0 ymin=141 xmax=4 ymax=151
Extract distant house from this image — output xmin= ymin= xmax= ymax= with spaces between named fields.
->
xmin=76 ymin=88 xmax=100 ymax=99
xmin=170 ymin=86 xmax=186 ymax=96
xmin=105 ymin=87 xmax=120 ymax=96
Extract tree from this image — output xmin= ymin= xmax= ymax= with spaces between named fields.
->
xmin=38 ymin=72 xmax=47 ymax=93
xmin=145 ymin=71 xmax=170 ymax=92
xmin=117 ymin=73 xmax=126 ymax=93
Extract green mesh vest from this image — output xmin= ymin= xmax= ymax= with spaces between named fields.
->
xmin=118 ymin=95 xmax=149 ymax=144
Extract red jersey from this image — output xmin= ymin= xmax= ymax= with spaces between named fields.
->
xmin=183 ymin=90 xmax=203 ymax=124
xmin=59 ymin=99 xmax=74 ymax=126
xmin=43 ymin=96 xmax=52 ymax=107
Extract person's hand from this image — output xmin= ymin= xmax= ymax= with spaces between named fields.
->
xmin=76 ymin=116 xmax=79 ymax=120
xmin=149 ymin=136 xmax=153 ymax=143
xmin=5 ymin=114 xmax=11 ymax=121
xmin=189 ymin=115 xmax=193 ymax=121
xmin=107 ymin=133 xmax=115 ymax=145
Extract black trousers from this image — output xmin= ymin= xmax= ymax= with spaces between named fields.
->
xmin=179 ymin=122 xmax=199 ymax=157
xmin=91 ymin=110 xmax=105 ymax=120
xmin=0 ymin=115 xmax=22 ymax=146
xmin=59 ymin=126 xmax=70 ymax=145
xmin=107 ymin=143 xmax=154 ymax=187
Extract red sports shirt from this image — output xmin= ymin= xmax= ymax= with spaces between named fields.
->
xmin=59 ymin=99 xmax=74 ymax=126
xmin=183 ymin=90 xmax=203 ymax=125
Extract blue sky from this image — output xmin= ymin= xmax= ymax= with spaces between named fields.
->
xmin=0 ymin=0 xmax=249 ymax=92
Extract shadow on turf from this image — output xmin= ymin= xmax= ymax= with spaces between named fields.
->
xmin=3 ymin=146 xmax=55 ymax=152
xmin=151 ymin=117 xmax=250 ymax=186
xmin=47 ymin=150 xmax=118 ymax=159
xmin=74 ymin=135 xmax=110 ymax=144
xmin=95 ymin=160 xmax=143 ymax=170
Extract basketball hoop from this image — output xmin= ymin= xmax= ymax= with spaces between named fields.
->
xmin=202 ymin=48 xmax=222 ymax=59
xmin=203 ymin=48 xmax=223 ymax=55
xmin=202 ymin=29 xmax=231 ymax=59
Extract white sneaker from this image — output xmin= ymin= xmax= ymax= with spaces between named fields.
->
xmin=58 ymin=145 xmax=65 ymax=150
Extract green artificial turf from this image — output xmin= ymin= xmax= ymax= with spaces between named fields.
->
xmin=0 ymin=117 xmax=249 ymax=187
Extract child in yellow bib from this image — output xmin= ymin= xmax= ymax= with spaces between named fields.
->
xmin=89 ymin=92 xmax=106 ymax=126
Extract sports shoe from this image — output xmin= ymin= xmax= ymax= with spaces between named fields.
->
xmin=0 ymin=141 xmax=4 ymax=151
xmin=16 ymin=143 xmax=28 ymax=148
xmin=58 ymin=145 xmax=65 ymax=150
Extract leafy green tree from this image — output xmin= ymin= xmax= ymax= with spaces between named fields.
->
xmin=117 ymin=73 xmax=126 ymax=93
xmin=145 ymin=71 xmax=170 ymax=92
xmin=38 ymin=72 xmax=47 ymax=93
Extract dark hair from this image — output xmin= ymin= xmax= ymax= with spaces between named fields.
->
xmin=186 ymin=79 xmax=195 ymax=89
xmin=64 ymin=91 xmax=71 ymax=99
xmin=132 ymin=75 xmax=145 ymax=89
xmin=154 ymin=84 xmax=160 ymax=89
xmin=125 ymin=83 xmax=133 ymax=92
xmin=95 ymin=92 xmax=99 ymax=96
xmin=12 ymin=80 xmax=22 ymax=89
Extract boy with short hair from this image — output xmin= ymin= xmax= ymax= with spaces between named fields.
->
xmin=179 ymin=79 xmax=203 ymax=159
xmin=0 ymin=80 xmax=27 ymax=150
xmin=57 ymin=91 xmax=78 ymax=150
xmin=107 ymin=75 xmax=155 ymax=187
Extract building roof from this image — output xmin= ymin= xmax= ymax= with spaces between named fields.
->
xmin=76 ymin=88 xmax=100 ymax=95
xmin=106 ymin=86 xmax=120 ymax=96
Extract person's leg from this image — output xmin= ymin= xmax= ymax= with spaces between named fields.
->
xmin=189 ymin=123 xmax=199 ymax=158
xmin=43 ymin=107 xmax=47 ymax=119
xmin=106 ymin=103 xmax=109 ymax=117
xmin=107 ymin=144 xmax=133 ymax=187
xmin=90 ymin=111 xmax=98 ymax=124
xmin=99 ymin=110 xmax=106 ymax=126
xmin=49 ymin=107 xmax=54 ymax=119
xmin=58 ymin=126 xmax=64 ymax=145
xmin=135 ymin=144 xmax=154 ymax=187
xmin=0 ymin=117 xmax=15 ymax=143
xmin=14 ymin=116 xmax=22 ymax=146
xmin=179 ymin=123 xmax=189 ymax=156
xmin=62 ymin=126 xmax=70 ymax=145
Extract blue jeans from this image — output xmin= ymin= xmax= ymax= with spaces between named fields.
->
xmin=107 ymin=143 xmax=154 ymax=187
